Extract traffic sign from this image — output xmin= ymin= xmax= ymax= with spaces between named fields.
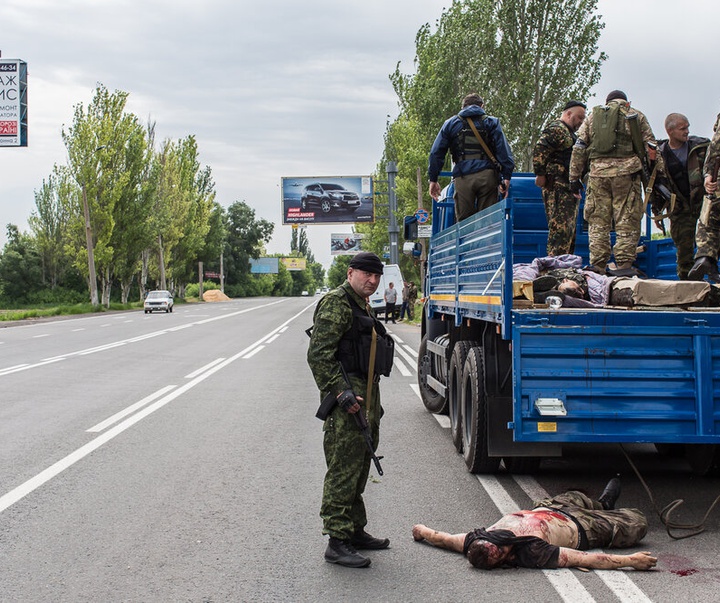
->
xmin=415 ymin=208 xmax=429 ymax=224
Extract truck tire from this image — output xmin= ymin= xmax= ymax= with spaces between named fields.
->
xmin=461 ymin=347 xmax=500 ymax=474
xmin=448 ymin=341 xmax=478 ymax=453
xmin=418 ymin=335 xmax=447 ymax=414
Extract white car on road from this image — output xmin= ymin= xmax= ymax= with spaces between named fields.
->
xmin=144 ymin=290 xmax=174 ymax=313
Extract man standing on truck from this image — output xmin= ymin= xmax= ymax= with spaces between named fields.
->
xmin=688 ymin=119 xmax=720 ymax=283
xmin=307 ymin=252 xmax=393 ymax=569
xmin=428 ymin=93 xmax=515 ymax=222
xmin=532 ymin=100 xmax=587 ymax=256
xmin=569 ymin=90 xmax=657 ymax=275
xmin=652 ymin=113 xmax=710 ymax=279
xmin=412 ymin=478 xmax=657 ymax=571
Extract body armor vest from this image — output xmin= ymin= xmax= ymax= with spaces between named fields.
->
xmin=337 ymin=291 xmax=394 ymax=378
xmin=451 ymin=115 xmax=490 ymax=163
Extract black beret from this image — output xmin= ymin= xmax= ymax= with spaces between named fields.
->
xmin=563 ymin=100 xmax=586 ymax=111
xmin=349 ymin=252 xmax=384 ymax=274
xmin=605 ymin=90 xmax=628 ymax=103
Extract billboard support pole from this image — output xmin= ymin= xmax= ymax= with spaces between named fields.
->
xmin=387 ymin=161 xmax=399 ymax=265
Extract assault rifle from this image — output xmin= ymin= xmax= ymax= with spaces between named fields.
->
xmin=316 ymin=362 xmax=384 ymax=476
xmin=708 ymin=155 xmax=720 ymax=201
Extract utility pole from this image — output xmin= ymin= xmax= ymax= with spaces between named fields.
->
xmin=387 ymin=161 xmax=399 ymax=265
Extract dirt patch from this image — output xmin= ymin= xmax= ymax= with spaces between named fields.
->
xmin=202 ymin=289 xmax=231 ymax=302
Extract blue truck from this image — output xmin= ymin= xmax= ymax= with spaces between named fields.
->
xmin=416 ymin=173 xmax=720 ymax=475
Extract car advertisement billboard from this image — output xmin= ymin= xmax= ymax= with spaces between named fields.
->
xmin=282 ymin=176 xmax=373 ymax=225
xmin=0 ymin=59 xmax=28 ymax=147
xmin=331 ymin=233 xmax=364 ymax=255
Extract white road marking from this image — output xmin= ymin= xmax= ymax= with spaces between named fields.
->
xmin=434 ymin=415 xmax=450 ymax=428
xmin=265 ymin=334 xmax=280 ymax=344
xmin=393 ymin=355 xmax=411 ymax=377
xmin=32 ymin=334 xmax=50 ymax=339
xmin=393 ymin=342 xmax=418 ymax=370
xmin=0 ymin=305 xmax=309 ymax=516
xmin=86 ymin=385 xmax=177 ymax=433
xmin=243 ymin=346 xmax=264 ymax=359
xmin=72 ymin=328 xmax=85 ymax=332
xmin=0 ymin=358 xmax=65 ymax=376
xmin=100 ymin=323 xmax=111 ymax=328
xmin=184 ymin=358 xmax=226 ymax=379
xmin=279 ymin=326 xmax=288 ymax=333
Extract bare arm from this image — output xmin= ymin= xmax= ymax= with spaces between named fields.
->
xmin=558 ymin=548 xmax=657 ymax=571
xmin=412 ymin=524 xmax=466 ymax=553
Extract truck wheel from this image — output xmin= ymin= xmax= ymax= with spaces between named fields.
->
xmin=418 ymin=335 xmax=447 ymax=414
xmin=686 ymin=444 xmax=720 ymax=476
xmin=502 ymin=457 xmax=541 ymax=474
xmin=448 ymin=341 xmax=478 ymax=453
xmin=461 ymin=347 xmax=500 ymax=474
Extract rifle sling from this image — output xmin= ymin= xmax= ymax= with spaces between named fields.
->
xmin=365 ymin=327 xmax=377 ymax=410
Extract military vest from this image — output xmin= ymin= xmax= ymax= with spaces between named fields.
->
xmin=337 ymin=291 xmax=394 ymax=378
xmin=588 ymin=103 xmax=634 ymax=159
xmin=451 ymin=115 xmax=491 ymax=163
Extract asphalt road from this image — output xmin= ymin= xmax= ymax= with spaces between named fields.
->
xmin=1 ymin=298 xmax=719 ymax=602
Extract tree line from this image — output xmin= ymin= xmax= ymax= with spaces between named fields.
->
xmin=0 ymin=83 xmax=324 ymax=306
xmin=347 ymin=0 xmax=606 ymax=287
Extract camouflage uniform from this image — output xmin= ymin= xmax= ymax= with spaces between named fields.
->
xmin=569 ymin=99 xmax=656 ymax=269
xmin=533 ymin=119 xmax=579 ymax=255
xmin=407 ymin=282 xmax=418 ymax=320
xmin=307 ymin=281 xmax=382 ymax=541
xmin=695 ymin=127 xmax=720 ymax=262
xmin=533 ymin=491 xmax=648 ymax=550
xmin=654 ymin=136 xmax=710 ymax=278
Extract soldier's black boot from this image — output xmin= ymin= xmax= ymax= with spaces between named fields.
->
xmin=688 ymin=257 xmax=720 ymax=283
xmin=324 ymin=537 xmax=371 ymax=568
xmin=351 ymin=529 xmax=390 ymax=550
xmin=598 ymin=476 xmax=622 ymax=510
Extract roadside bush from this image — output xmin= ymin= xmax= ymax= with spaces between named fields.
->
xmin=185 ymin=281 xmax=219 ymax=298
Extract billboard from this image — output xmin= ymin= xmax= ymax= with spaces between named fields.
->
xmin=0 ymin=59 xmax=27 ymax=147
xmin=331 ymin=233 xmax=364 ymax=255
xmin=280 ymin=257 xmax=307 ymax=271
xmin=250 ymin=258 xmax=279 ymax=274
xmin=282 ymin=176 xmax=373 ymax=225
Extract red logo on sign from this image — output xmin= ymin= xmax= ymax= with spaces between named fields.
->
xmin=0 ymin=121 xmax=17 ymax=135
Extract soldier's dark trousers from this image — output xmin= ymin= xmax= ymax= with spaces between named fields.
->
xmin=453 ymin=169 xmax=500 ymax=222
xmin=321 ymin=407 xmax=380 ymax=540
xmin=669 ymin=200 xmax=702 ymax=279
xmin=533 ymin=491 xmax=648 ymax=549
xmin=543 ymin=183 xmax=579 ymax=256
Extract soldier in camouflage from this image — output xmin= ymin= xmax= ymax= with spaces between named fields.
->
xmin=688 ymin=122 xmax=720 ymax=283
xmin=652 ymin=114 xmax=710 ymax=279
xmin=533 ymin=100 xmax=587 ymax=256
xmin=307 ymin=252 xmax=390 ymax=568
xmin=569 ymin=90 xmax=657 ymax=274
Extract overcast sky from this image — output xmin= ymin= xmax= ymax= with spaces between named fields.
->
xmin=2 ymin=0 xmax=720 ymax=271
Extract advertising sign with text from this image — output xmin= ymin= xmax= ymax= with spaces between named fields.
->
xmin=281 ymin=176 xmax=373 ymax=225
xmin=0 ymin=59 xmax=28 ymax=147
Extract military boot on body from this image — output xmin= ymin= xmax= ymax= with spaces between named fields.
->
xmin=598 ymin=476 xmax=622 ymax=510
xmin=324 ymin=537 xmax=371 ymax=568
xmin=351 ymin=529 xmax=390 ymax=550
xmin=688 ymin=257 xmax=720 ymax=284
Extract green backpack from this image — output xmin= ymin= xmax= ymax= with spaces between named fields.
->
xmin=592 ymin=103 xmax=622 ymax=154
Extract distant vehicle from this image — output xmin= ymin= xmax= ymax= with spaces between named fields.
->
xmin=321 ymin=286 xmax=329 ymax=294
xmin=300 ymin=183 xmax=361 ymax=214
xmin=144 ymin=290 xmax=174 ymax=314
xmin=301 ymin=290 xmax=310 ymax=296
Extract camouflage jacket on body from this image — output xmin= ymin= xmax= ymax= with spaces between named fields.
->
xmin=307 ymin=280 xmax=372 ymax=399
xmin=532 ymin=119 xmax=576 ymax=183
xmin=569 ymin=100 xmax=656 ymax=180
xmin=655 ymin=136 xmax=710 ymax=208
xmin=703 ymin=126 xmax=720 ymax=181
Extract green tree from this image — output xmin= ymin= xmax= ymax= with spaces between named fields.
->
xmin=224 ymin=201 xmax=274 ymax=293
xmin=328 ymin=256 xmax=352 ymax=288
xmin=0 ymin=225 xmax=43 ymax=302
